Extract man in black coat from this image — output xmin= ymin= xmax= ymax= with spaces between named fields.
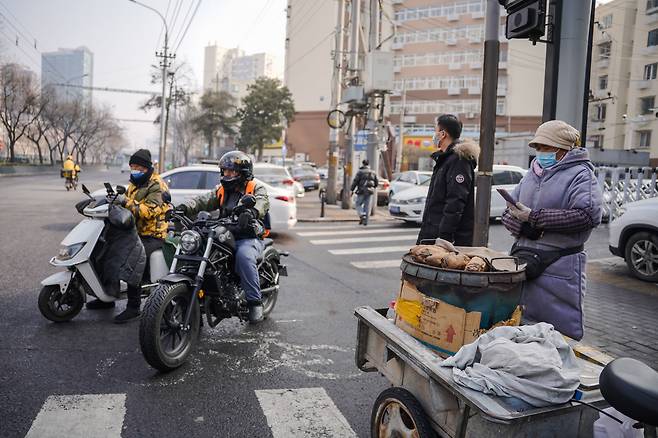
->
xmin=417 ymin=114 xmax=480 ymax=246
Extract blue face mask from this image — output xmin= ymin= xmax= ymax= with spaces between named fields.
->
xmin=536 ymin=151 xmax=558 ymax=168
xmin=130 ymin=170 xmax=145 ymax=179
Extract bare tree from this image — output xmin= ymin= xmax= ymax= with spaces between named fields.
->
xmin=0 ymin=64 xmax=44 ymax=162
xmin=174 ymin=104 xmax=202 ymax=166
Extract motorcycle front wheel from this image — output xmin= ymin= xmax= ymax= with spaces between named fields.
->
xmin=139 ymin=282 xmax=199 ymax=372
xmin=38 ymin=285 xmax=83 ymax=322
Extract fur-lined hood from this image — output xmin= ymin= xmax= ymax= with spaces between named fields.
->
xmin=453 ymin=140 xmax=480 ymax=161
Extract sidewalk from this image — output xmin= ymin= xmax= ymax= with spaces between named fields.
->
xmin=296 ymin=192 xmax=397 ymax=223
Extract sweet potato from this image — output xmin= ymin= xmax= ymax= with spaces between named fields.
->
xmin=441 ymin=253 xmax=471 ymax=270
xmin=465 ymin=256 xmax=487 ymax=272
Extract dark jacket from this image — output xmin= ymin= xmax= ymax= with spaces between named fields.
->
xmin=417 ymin=140 xmax=480 ymax=246
xmin=350 ymin=165 xmax=379 ymax=195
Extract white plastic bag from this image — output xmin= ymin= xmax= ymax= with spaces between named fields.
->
xmin=593 ymin=407 xmax=642 ymax=438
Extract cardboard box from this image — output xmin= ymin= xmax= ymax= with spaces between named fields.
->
xmin=394 ymin=280 xmax=481 ymax=355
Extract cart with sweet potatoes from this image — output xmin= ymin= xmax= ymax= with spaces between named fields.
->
xmin=355 ymin=251 xmax=610 ymax=438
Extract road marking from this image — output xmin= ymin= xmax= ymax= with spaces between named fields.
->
xmin=310 ymin=234 xmax=417 ymax=245
xmin=298 ymin=228 xmax=408 ymax=237
xmin=588 ymin=256 xmax=622 ymax=264
xmin=294 ymin=223 xmax=393 ymax=231
xmin=329 ymin=245 xmax=411 ymax=255
xmin=350 ymin=260 xmax=401 ymax=269
xmin=25 ymin=394 xmax=126 ymax=438
xmin=256 ymin=388 xmax=356 ymax=438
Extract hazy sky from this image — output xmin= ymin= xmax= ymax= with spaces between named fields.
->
xmin=0 ymin=0 xmax=287 ymax=152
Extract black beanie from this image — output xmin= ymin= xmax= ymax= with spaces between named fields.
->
xmin=129 ymin=149 xmax=152 ymax=169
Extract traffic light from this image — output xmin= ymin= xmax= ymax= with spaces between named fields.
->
xmin=501 ymin=0 xmax=546 ymax=42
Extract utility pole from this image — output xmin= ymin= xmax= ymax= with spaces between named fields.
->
xmin=342 ymin=0 xmax=361 ymax=209
xmin=327 ymin=0 xmax=346 ymax=204
xmin=473 ymin=0 xmax=500 ymax=247
xmin=367 ymin=0 xmax=380 ymax=216
xmin=396 ymin=83 xmax=406 ymax=173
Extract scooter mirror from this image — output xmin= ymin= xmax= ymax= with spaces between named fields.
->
xmin=82 ymin=184 xmax=90 ymax=195
xmin=116 ymin=185 xmax=126 ymax=195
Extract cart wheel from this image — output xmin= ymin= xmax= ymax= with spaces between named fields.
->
xmin=371 ymin=387 xmax=434 ymax=438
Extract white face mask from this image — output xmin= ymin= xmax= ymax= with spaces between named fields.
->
xmin=432 ymin=131 xmax=444 ymax=147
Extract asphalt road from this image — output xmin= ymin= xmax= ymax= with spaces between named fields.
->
xmin=1 ymin=169 xmax=656 ymax=438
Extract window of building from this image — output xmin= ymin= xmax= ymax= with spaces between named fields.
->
xmin=645 ymin=63 xmax=658 ymax=80
xmin=599 ymin=42 xmax=612 ymax=58
xmin=591 ymin=135 xmax=604 ymax=149
xmin=600 ymin=14 xmax=613 ymax=29
xmin=648 ymin=29 xmax=658 ymax=46
xmin=638 ymin=131 xmax=651 ymax=148
xmin=594 ymin=104 xmax=607 ymax=121
xmin=640 ymin=96 xmax=656 ymax=114
xmin=599 ymin=75 xmax=608 ymax=90
xmin=648 ymin=0 xmax=658 ymax=12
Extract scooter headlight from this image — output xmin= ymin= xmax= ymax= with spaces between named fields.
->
xmin=180 ymin=230 xmax=201 ymax=254
xmin=57 ymin=242 xmax=86 ymax=261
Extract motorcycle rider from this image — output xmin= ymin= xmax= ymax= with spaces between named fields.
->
xmin=62 ymin=155 xmax=76 ymax=186
xmin=176 ymin=151 xmax=270 ymax=324
xmin=86 ymin=148 xmax=171 ymax=324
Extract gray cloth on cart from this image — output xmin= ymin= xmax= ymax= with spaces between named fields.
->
xmin=440 ymin=322 xmax=581 ymax=407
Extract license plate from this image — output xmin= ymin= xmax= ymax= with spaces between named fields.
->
xmin=390 ymin=206 xmax=400 ymax=214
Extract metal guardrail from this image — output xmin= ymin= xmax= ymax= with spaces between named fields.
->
xmin=595 ymin=167 xmax=658 ymax=220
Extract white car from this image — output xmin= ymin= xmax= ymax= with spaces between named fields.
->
xmin=608 ymin=197 xmax=658 ymax=282
xmin=389 ymin=171 xmax=432 ymax=198
xmin=253 ymin=162 xmax=304 ymax=198
xmin=388 ymin=165 xmax=527 ymax=223
xmin=94 ymin=166 xmax=297 ymax=231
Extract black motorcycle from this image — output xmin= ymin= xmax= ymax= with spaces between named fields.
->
xmin=139 ymin=208 xmax=287 ymax=372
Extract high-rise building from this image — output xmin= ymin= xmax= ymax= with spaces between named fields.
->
xmin=588 ymin=0 xmax=658 ymax=166
xmin=284 ymin=0 xmax=546 ymax=167
xmin=203 ymin=45 xmax=280 ymax=101
xmin=41 ymin=47 xmax=93 ymax=105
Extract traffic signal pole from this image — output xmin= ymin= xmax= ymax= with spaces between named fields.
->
xmin=472 ymin=0 xmax=500 ymax=247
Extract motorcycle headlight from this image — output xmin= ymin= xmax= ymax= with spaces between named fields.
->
xmin=408 ymin=197 xmax=427 ymax=205
xmin=57 ymin=242 xmax=85 ymax=260
xmin=180 ymin=230 xmax=201 ymax=254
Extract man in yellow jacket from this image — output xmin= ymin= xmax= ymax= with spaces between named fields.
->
xmin=86 ymin=149 xmax=171 ymax=323
xmin=62 ymin=155 xmax=76 ymax=179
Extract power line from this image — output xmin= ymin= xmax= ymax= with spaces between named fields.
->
xmin=287 ymin=1 xmax=326 ymax=38
xmin=171 ymin=0 xmax=196 ymax=48
xmin=285 ymin=30 xmax=336 ymax=73
xmin=173 ymin=0 xmax=202 ymax=52
xmin=156 ymin=0 xmax=172 ymax=50
xmin=168 ymin=0 xmax=185 ymax=43
xmin=240 ymin=0 xmax=275 ymax=44
xmin=52 ymin=83 xmax=158 ymax=96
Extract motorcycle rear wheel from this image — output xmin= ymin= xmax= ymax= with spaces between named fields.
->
xmin=38 ymin=285 xmax=83 ymax=322
xmin=139 ymin=282 xmax=199 ymax=372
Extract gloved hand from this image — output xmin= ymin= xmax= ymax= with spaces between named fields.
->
xmin=107 ymin=194 xmax=126 ymax=207
xmin=507 ymin=202 xmax=531 ymax=222
xmin=237 ymin=208 xmax=257 ymax=230
xmin=173 ymin=204 xmax=188 ymax=218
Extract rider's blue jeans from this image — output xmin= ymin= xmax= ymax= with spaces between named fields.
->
xmin=234 ymin=238 xmax=264 ymax=303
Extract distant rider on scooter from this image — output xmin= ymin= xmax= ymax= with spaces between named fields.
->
xmin=86 ymin=148 xmax=171 ymax=323
xmin=176 ymin=151 xmax=270 ymax=324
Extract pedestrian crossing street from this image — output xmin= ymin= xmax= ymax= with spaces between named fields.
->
xmin=25 ymin=388 xmax=357 ymax=438
xmin=295 ymin=222 xmax=417 ymax=270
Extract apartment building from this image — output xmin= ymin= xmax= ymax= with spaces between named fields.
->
xmin=41 ymin=47 xmax=94 ymax=105
xmin=588 ymin=0 xmax=658 ymax=166
xmin=389 ymin=0 xmax=545 ymax=147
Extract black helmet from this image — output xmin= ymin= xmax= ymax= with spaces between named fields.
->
xmin=219 ymin=151 xmax=253 ymax=191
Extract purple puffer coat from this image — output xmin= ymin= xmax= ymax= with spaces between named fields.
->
xmin=510 ymin=148 xmax=602 ymax=340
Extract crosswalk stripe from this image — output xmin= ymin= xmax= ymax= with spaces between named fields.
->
xmin=329 ymin=245 xmax=411 ymax=255
xmin=351 ymin=260 xmax=401 ymax=269
xmin=298 ymin=228 xmax=408 ymax=237
xmin=25 ymin=394 xmax=126 ymax=438
xmin=294 ymin=223 xmax=393 ymax=231
xmin=256 ymin=388 xmax=356 ymax=438
xmin=310 ymin=234 xmax=417 ymax=245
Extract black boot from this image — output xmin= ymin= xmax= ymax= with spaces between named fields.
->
xmin=114 ymin=306 xmax=141 ymax=324
xmin=86 ymin=299 xmax=116 ymax=310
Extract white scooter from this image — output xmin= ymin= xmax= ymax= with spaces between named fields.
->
xmin=39 ymin=183 xmax=170 ymax=322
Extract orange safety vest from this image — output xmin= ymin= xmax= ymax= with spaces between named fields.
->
xmin=216 ymin=180 xmax=270 ymax=237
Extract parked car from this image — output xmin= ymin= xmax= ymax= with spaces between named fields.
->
xmin=120 ymin=162 xmax=131 ymax=173
xmin=389 ymin=171 xmax=432 ymax=199
xmin=253 ymin=162 xmax=304 ymax=198
xmin=388 ymin=165 xmax=527 ymax=223
xmin=608 ymin=197 xmax=658 ymax=282
xmin=290 ymin=164 xmax=320 ymax=191
xmin=93 ymin=166 xmax=297 ymax=231
xmin=377 ymin=178 xmax=390 ymax=206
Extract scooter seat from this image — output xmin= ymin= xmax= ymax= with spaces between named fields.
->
xmin=599 ymin=357 xmax=658 ymax=426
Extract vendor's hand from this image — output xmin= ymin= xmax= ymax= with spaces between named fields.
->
xmin=507 ymin=202 xmax=531 ymax=222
